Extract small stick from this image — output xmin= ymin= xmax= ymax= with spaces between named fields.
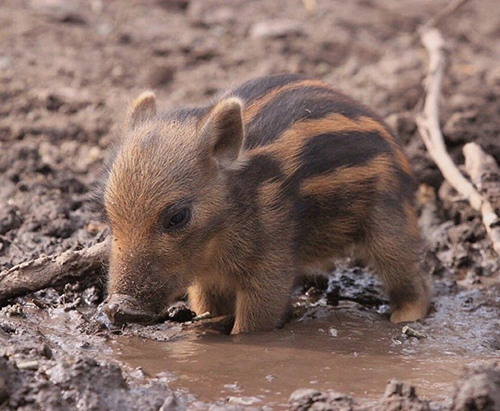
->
xmin=402 ymin=325 xmax=427 ymax=340
xmin=463 ymin=143 xmax=500 ymax=254
xmin=416 ymin=28 xmax=500 ymax=256
xmin=422 ymin=0 xmax=472 ymax=30
xmin=463 ymin=142 xmax=500 ymax=189
xmin=0 ymin=238 xmax=110 ymax=303
xmin=192 ymin=312 xmax=212 ymax=322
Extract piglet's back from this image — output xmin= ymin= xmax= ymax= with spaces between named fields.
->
xmin=223 ymin=74 xmax=415 ymax=258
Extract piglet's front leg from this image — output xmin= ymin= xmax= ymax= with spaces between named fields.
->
xmin=231 ymin=271 xmax=293 ymax=335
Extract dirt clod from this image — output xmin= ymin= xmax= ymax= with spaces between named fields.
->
xmin=379 ymin=381 xmax=430 ymax=411
xmin=289 ymin=388 xmax=358 ymax=411
xmin=167 ymin=302 xmax=196 ymax=322
xmin=451 ymin=361 xmax=500 ymax=411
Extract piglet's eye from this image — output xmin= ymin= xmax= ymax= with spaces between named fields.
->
xmin=163 ymin=208 xmax=191 ymax=232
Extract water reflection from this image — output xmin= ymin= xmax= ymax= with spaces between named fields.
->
xmin=111 ymin=305 xmax=488 ymax=406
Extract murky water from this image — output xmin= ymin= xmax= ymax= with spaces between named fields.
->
xmin=111 ymin=301 xmax=496 ymax=407
xmin=13 ymin=276 xmax=497 ymax=408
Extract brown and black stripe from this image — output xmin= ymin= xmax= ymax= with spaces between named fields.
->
xmin=225 ymin=74 xmax=415 ymax=259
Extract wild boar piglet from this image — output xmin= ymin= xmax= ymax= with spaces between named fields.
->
xmin=95 ymin=74 xmax=431 ymax=334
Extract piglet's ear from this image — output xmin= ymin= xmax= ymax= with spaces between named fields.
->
xmin=199 ymin=98 xmax=244 ymax=168
xmin=129 ymin=91 xmax=156 ymax=129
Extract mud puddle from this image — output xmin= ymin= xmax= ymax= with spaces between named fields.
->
xmin=2 ymin=269 xmax=499 ymax=409
xmin=111 ymin=298 xmax=498 ymax=407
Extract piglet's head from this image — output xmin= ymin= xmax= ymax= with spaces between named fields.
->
xmin=98 ymin=91 xmax=245 ymax=324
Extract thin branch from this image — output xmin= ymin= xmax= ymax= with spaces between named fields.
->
xmin=0 ymin=238 xmax=110 ymax=304
xmin=422 ymin=0 xmax=472 ymax=30
xmin=463 ymin=143 xmax=500 ymax=254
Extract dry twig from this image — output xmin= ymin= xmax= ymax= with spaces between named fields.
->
xmin=422 ymin=0 xmax=472 ymax=30
xmin=0 ymin=238 xmax=109 ymax=304
xmin=416 ymin=29 xmax=500 ymax=256
xmin=463 ymin=142 xmax=500 ymax=189
xmin=463 ymin=143 xmax=500 ymax=254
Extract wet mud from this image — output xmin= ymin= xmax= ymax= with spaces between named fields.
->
xmin=112 ymin=271 xmax=500 ymax=407
xmin=112 ymin=309 xmax=490 ymax=406
xmin=1 ymin=266 xmax=499 ymax=409
xmin=1 ymin=0 xmax=500 ymax=409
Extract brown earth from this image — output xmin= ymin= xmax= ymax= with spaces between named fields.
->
xmin=0 ymin=0 xmax=499 ymax=410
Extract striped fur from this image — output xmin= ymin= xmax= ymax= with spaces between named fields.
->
xmin=100 ymin=74 xmax=431 ymax=333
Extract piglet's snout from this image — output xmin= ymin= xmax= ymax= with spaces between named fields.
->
xmin=104 ymin=294 xmax=155 ymax=325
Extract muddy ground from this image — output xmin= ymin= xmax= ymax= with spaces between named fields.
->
xmin=0 ymin=0 xmax=499 ymax=409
